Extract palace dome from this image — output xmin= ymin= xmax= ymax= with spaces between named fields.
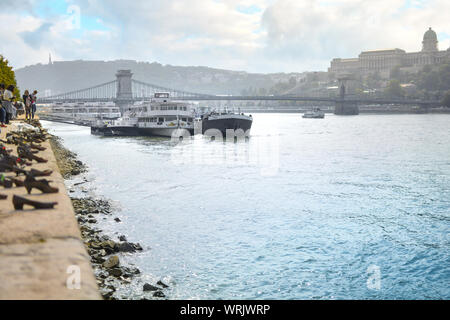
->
xmin=422 ymin=27 xmax=438 ymax=52
xmin=423 ymin=27 xmax=438 ymax=41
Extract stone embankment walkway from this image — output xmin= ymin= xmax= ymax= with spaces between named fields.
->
xmin=0 ymin=118 xmax=100 ymax=300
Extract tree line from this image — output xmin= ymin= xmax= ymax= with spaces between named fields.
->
xmin=0 ymin=55 xmax=20 ymax=99
xmin=385 ymin=62 xmax=450 ymax=106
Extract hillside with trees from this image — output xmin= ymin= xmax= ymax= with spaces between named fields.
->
xmin=387 ymin=62 xmax=450 ymax=100
xmin=15 ymin=60 xmax=304 ymax=97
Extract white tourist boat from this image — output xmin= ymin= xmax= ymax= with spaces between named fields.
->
xmin=302 ymin=108 xmax=325 ymax=119
xmin=38 ymin=102 xmax=121 ymax=124
xmin=91 ymin=92 xmax=195 ymax=137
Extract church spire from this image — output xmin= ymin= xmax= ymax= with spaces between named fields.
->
xmin=48 ymin=53 xmax=52 ymax=65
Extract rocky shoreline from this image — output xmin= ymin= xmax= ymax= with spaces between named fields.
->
xmin=49 ymin=136 xmax=87 ymax=179
xmin=49 ymin=134 xmax=169 ymax=300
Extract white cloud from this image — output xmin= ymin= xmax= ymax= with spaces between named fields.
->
xmin=261 ymin=0 xmax=450 ymax=70
xmin=0 ymin=0 xmax=449 ymax=73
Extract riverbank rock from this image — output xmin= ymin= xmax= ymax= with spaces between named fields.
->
xmin=103 ymin=255 xmax=120 ymax=268
xmin=91 ymin=254 xmax=106 ymax=264
xmin=143 ymin=283 xmax=160 ymax=292
xmin=157 ymin=280 xmax=169 ymax=288
xmin=117 ymin=242 xmax=136 ymax=253
xmin=153 ymin=291 xmax=165 ymax=298
xmin=100 ymin=240 xmax=116 ymax=249
xmin=49 ymin=135 xmax=87 ymax=178
xmin=100 ymin=240 xmax=117 ymax=254
xmin=56 ymin=137 xmax=147 ymax=300
xmin=71 ymin=197 xmax=112 ymax=216
xmin=122 ymin=266 xmax=140 ymax=276
xmin=108 ymin=268 xmax=123 ymax=277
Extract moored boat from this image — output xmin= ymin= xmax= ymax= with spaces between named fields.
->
xmin=91 ymin=93 xmax=195 ymax=137
xmin=201 ymin=111 xmax=253 ymax=137
xmin=303 ymin=108 xmax=325 ymax=119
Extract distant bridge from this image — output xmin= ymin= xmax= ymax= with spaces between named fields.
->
xmin=38 ymin=70 xmax=442 ymax=115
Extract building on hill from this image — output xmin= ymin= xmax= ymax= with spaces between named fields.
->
xmin=329 ymin=28 xmax=450 ymax=79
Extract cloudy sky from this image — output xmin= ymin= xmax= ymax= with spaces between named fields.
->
xmin=1 ymin=0 xmax=449 ymax=73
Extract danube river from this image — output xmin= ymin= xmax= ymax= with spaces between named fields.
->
xmin=42 ymin=113 xmax=449 ymax=300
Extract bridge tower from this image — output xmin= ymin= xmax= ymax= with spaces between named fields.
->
xmin=334 ymin=76 xmax=359 ymax=115
xmin=116 ymin=70 xmax=134 ymax=114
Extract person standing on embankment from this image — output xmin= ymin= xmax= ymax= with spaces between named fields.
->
xmin=3 ymin=85 xmax=16 ymax=124
xmin=23 ymin=90 xmax=32 ymax=121
xmin=0 ymin=83 xmax=6 ymax=127
xmin=31 ymin=90 xmax=38 ymax=119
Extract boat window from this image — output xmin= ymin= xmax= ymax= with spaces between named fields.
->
xmin=165 ymin=116 xmax=177 ymax=121
xmin=154 ymin=93 xmax=169 ymax=98
xmin=158 ymin=117 xmax=164 ymax=122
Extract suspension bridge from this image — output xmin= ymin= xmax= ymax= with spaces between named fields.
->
xmin=38 ymin=70 xmax=442 ymax=116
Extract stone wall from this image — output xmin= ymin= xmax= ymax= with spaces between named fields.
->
xmin=0 ymin=121 xmax=101 ymax=300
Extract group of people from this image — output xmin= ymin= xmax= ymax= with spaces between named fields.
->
xmin=22 ymin=90 xmax=38 ymax=121
xmin=0 ymin=84 xmax=38 ymax=127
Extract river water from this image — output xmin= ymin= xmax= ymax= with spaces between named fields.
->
xmin=41 ymin=113 xmax=450 ymax=300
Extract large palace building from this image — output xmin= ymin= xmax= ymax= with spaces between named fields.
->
xmin=329 ymin=28 xmax=450 ymax=79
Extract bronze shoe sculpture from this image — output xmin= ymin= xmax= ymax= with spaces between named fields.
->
xmin=29 ymin=168 xmax=53 ymax=177
xmin=0 ymin=175 xmax=13 ymax=188
xmin=11 ymin=177 xmax=25 ymax=187
xmin=24 ymin=175 xmax=58 ymax=194
xmin=17 ymin=145 xmax=48 ymax=163
xmin=1 ymin=154 xmax=29 ymax=167
xmin=0 ymin=162 xmax=27 ymax=176
xmin=30 ymin=143 xmax=46 ymax=151
xmin=0 ymin=145 xmax=13 ymax=155
xmin=13 ymin=195 xmax=57 ymax=210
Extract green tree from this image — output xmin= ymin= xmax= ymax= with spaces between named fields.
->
xmin=438 ymin=64 xmax=450 ymax=91
xmin=0 ymin=55 xmax=20 ymax=98
xmin=422 ymin=64 xmax=432 ymax=73
xmin=418 ymin=70 xmax=440 ymax=91
xmin=288 ymin=76 xmax=297 ymax=88
xmin=385 ymin=79 xmax=404 ymax=98
xmin=258 ymin=87 xmax=267 ymax=96
xmin=366 ymin=72 xmax=381 ymax=88
xmin=442 ymin=90 xmax=450 ymax=108
xmin=311 ymin=73 xmax=319 ymax=82
xmin=390 ymin=66 xmax=402 ymax=80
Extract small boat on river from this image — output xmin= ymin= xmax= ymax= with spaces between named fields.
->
xmin=302 ymin=108 xmax=325 ymax=119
